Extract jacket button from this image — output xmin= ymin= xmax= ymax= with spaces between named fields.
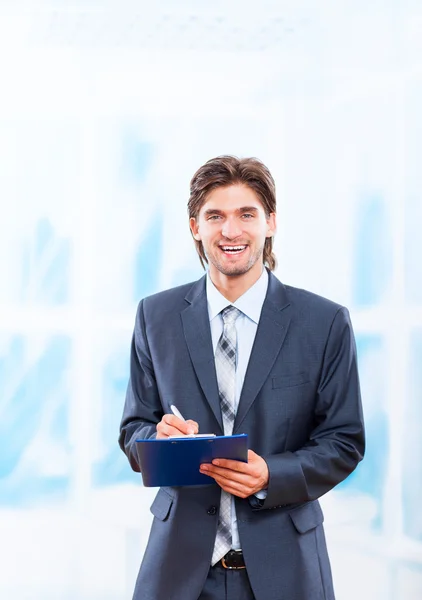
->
xmin=207 ymin=506 xmax=217 ymax=516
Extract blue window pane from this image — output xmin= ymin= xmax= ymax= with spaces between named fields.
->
xmin=352 ymin=193 xmax=393 ymax=307
xmin=404 ymin=81 xmax=422 ymax=304
xmin=92 ymin=345 xmax=139 ymax=486
xmin=119 ymin=128 xmax=153 ymax=184
xmin=133 ymin=211 xmax=163 ymax=300
xmin=337 ymin=335 xmax=388 ymax=531
xmin=0 ymin=335 xmax=71 ymax=506
xmin=20 ymin=217 xmax=71 ymax=306
xmin=403 ymin=330 xmax=422 ymax=542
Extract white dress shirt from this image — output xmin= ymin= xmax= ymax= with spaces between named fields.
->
xmin=206 ymin=267 xmax=269 ymax=550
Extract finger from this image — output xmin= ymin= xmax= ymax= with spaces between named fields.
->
xmin=186 ymin=419 xmax=199 ymax=435
xmin=156 ymin=423 xmax=178 ymax=439
xmin=220 ymin=452 xmax=268 ymax=481
xmin=200 ymin=467 xmax=257 ymax=497
xmin=156 ymin=421 xmax=189 ymax=439
xmin=162 ymin=414 xmax=185 ymax=428
xmin=211 ymin=458 xmax=249 ymax=472
xmin=200 ymin=464 xmax=255 ymax=486
xmin=211 ymin=476 xmax=253 ymax=499
xmin=161 ymin=414 xmax=198 ymax=435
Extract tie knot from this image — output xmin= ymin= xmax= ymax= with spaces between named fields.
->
xmin=221 ymin=305 xmax=241 ymax=325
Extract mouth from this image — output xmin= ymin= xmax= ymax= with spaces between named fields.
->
xmin=218 ymin=244 xmax=248 ymax=256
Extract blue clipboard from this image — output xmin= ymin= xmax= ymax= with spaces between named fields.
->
xmin=135 ymin=434 xmax=248 ymax=487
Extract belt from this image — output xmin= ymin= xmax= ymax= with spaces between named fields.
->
xmin=217 ymin=550 xmax=246 ymax=570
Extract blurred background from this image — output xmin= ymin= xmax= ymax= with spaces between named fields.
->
xmin=0 ymin=1 xmax=421 ymax=598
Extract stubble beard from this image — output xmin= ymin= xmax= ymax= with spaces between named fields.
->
xmin=206 ymin=242 xmax=265 ymax=277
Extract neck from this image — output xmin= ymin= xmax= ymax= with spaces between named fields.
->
xmin=209 ymin=263 xmax=265 ymax=303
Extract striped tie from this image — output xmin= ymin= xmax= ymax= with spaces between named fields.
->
xmin=211 ymin=305 xmax=241 ymax=565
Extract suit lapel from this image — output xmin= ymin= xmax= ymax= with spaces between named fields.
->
xmin=233 ymin=273 xmax=291 ymax=433
xmin=181 ymin=277 xmax=224 ymax=433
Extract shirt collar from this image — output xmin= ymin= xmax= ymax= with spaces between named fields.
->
xmin=206 ymin=268 xmax=269 ymax=324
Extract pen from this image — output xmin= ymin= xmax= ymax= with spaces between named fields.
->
xmin=170 ymin=404 xmax=186 ymax=421
xmin=169 ymin=405 xmax=215 ymax=438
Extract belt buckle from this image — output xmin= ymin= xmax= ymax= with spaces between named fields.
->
xmin=221 ymin=551 xmax=246 ymax=570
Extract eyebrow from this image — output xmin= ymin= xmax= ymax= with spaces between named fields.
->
xmin=203 ymin=206 xmax=259 ymax=216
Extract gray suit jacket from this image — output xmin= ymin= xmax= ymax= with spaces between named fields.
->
xmin=119 ymin=272 xmax=365 ymax=600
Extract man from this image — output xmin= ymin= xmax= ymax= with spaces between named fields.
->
xmin=119 ymin=155 xmax=365 ymax=600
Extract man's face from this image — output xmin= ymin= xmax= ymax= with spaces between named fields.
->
xmin=190 ymin=184 xmax=276 ymax=279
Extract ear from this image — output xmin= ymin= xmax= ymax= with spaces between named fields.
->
xmin=265 ymin=212 xmax=277 ymax=238
xmin=189 ymin=217 xmax=201 ymax=240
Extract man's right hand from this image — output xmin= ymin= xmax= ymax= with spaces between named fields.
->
xmin=156 ymin=414 xmax=199 ymax=439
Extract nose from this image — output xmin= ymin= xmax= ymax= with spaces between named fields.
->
xmin=221 ymin=217 xmax=242 ymax=240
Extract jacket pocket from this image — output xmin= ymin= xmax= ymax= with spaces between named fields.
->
xmin=288 ymin=501 xmax=324 ymax=534
xmin=150 ymin=489 xmax=174 ymax=521
xmin=272 ymin=372 xmax=310 ymax=389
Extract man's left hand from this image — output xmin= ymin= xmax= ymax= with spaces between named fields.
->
xmin=199 ymin=450 xmax=269 ymax=498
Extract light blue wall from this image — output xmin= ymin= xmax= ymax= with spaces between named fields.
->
xmin=0 ymin=2 xmax=421 ymax=598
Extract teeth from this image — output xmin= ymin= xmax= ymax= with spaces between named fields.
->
xmin=221 ymin=246 xmax=246 ymax=251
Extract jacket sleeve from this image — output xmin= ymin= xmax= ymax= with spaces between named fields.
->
xmin=256 ymin=306 xmax=365 ymax=510
xmin=118 ymin=300 xmax=163 ymax=472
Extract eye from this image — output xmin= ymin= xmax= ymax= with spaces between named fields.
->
xmin=207 ymin=215 xmax=222 ymax=221
xmin=241 ymin=213 xmax=254 ymax=219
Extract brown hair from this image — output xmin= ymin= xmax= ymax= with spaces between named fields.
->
xmin=188 ymin=155 xmax=277 ymax=270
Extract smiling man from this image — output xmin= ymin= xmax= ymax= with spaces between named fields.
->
xmin=189 ymin=184 xmax=276 ymax=299
xmin=119 ymin=155 xmax=365 ymax=600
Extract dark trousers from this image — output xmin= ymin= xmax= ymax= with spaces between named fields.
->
xmin=198 ymin=564 xmax=255 ymax=600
